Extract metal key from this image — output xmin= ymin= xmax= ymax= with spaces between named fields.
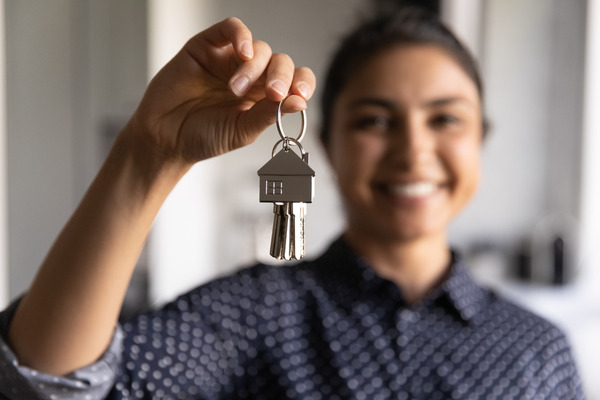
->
xmin=292 ymin=202 xmax=306 ymax=259
xmin=257 ymin=98 xmax=314 ymax=260
xmin=269 ymin=202 xmax=306 ymax=260
xmin=270 ymin=202 xmax=290 ymax=259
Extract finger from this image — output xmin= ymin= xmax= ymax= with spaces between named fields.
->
xmin=279 ymin=95 xmax=307 ymax=113
xmin=229 ymin=40 xmax=272 ymax=97
xmin=234 ymin=96 xmax=307 ymax=148
xmin=290 ymin=67 xmax=317 ymax=101
xmin=200 ymin=17 xmax=253 ymax=60
xmin=265 ymin=53 xmax=295 ymax=101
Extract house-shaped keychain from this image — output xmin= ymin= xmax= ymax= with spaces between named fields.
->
xmin=257 ymin=148 xmax=315 ymax=203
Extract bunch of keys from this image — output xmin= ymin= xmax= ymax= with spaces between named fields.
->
xmin=257 ymin=98 xmax=315 ymax=260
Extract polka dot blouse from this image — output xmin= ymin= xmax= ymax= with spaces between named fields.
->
xmin=0 ymin=237 xmax=585 ymax=399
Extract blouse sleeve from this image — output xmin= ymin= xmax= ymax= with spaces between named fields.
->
xmin=0 ymin=298 xmax=123 ymax=400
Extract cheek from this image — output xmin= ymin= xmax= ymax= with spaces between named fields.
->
xmin=444 ymin=136 xmax=481 ymax=192
xmin=332 ymin=135 xmax=386 ymax=182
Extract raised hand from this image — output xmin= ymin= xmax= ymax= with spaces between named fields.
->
xmin=126 ymin=17 xmax=316 ymax=165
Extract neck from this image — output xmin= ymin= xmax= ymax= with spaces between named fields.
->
xmin=344 ymin=229 xmax=451 ymax=304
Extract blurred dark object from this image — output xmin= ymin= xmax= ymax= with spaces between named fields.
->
xmin=552 ymin=236 xmax=565 ymax=285
xmin=515 ymin=240 xmax=532 ymax=281
xmin=530 ymin=214 xmax=579 ymax=286
xmin=373 ymin=0 xmax=440 ymax=15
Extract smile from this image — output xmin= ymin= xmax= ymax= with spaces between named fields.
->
xmin=390 ymin=182 xmax=439 ymax=197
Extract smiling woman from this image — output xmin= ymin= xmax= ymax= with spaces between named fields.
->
xmin=0 ymin=6 xmax=585 ymax=400
xmin=327 ymin=46 xmax=482 ymax=255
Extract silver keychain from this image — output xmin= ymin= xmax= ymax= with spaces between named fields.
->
xmin=257 ymin=98 xmax=315 ymax=260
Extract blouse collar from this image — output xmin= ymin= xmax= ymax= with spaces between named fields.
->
xmin=315 ymin=236 xmax=490 ymax=325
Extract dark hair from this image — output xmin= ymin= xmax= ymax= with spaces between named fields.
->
xmin=320 ymin=7 xmax=488 ymax=144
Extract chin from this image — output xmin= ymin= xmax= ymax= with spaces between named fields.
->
xmin=375 ymin=215 xmax=447 ymax=243
xmin=382 ymin=229 xmax=436 ymax=243
xmin=345 ymin=200 xmax=452 ymax=244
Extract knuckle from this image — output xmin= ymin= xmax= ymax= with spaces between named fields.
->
xmin=223 ymin=16 xmax=242 ymax=26
xmin=223 ymin=17 xmax=249 ymax=37
xmin=253 ymin=40 xmax=272 ymax=55
xmin=296 ymin=66 xmax=316 ymax=81
xmin=274 ymin=53 xmax=294 ymax=66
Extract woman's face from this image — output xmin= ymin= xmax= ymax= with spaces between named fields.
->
xmin=327 ymin=45 xmax=482 ymax=244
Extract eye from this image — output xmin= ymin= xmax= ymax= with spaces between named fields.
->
xmin=353 ymin=115 xmax=391 ymax=131
xmin=429 ymin=114 xmax=460 ymax=129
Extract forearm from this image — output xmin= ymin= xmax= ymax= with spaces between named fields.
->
xmin=7 ymin=125 xmax=190 ymax=375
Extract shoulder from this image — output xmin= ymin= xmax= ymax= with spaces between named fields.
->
xmin=444 ymin=254 xmax=583 ymax=396
xmin=474 ymin=289 xmax=584 ymax=397
xmin=446 ymin=252 xmax=572 ymax=352
xmin=484 ymin=290 xmax=570 ymax=349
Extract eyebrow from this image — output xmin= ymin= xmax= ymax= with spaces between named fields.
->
xmin=347 ymin=98 xmax=395 ymax=110
xmin=425 ymin=97 xmax=473 ymax=108
xmin=347 ymin=96 xmax=474 ymax=110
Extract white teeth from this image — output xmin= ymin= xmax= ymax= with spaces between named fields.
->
xmin=391 ymin=182 xmax=437 ymax=197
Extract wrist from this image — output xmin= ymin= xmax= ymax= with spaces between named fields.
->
xmin=108 ymin=119 xmax=191 ymax=201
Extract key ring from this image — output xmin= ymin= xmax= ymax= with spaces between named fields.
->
xmin=272 ymin=137 xmax=306 ymax=158
xmin=276 ymin=96 xmax=307 ymax=144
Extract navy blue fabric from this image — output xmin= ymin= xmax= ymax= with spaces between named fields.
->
xmin=108 ymin=238 xmax=584 ymax=399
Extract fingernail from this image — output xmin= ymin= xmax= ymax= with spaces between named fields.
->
xmin=241 ymin=41 xmax=253 ymax=59
xmin=231 ymin=75 xmax=250 ymax=96
xmin=270 ymin=79 xmax=287 ymax=97
xmin=297 ymin=82 xmax=312 ymax=99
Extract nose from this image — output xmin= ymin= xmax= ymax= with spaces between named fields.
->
xmin=385 ymin=117 xmax=434 ymax=169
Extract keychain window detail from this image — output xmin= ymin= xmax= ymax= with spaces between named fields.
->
xmin=265 ymin=181 xmax=284 ymax=196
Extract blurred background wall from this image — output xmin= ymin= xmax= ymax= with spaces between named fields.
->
xmin=0 ymin=0 xmax=597 ymax=397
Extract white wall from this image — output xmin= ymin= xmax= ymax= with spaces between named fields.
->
xmin=581 ymin=0 xmax=600 ymax=299
xmin=5 ymin=0 xmax=147 ymax=300
xmin=441 ymin=0 xmax=484 ymax=58
xmin=578 ymin=1 xmax=600 ymax=394
xmin=0 ymin=0 xmax=7 ymax=309
xmin=6 ymin=1 xmax=77 ymax=299
xmin=146 ymin=0 xmax=221 ymax=306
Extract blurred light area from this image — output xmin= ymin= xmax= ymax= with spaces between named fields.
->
xmin=0 ymin=0 xmax=7 ymax=310
xmin=441 ymin=0 xmax=483 ymax=58
xmin=578 ymin=0 xmax=600 ymax=393
xmin=581 ymin=0 xmax=600 ymax=294
xmin=146 ymin=0 xmax=220 ymax=306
